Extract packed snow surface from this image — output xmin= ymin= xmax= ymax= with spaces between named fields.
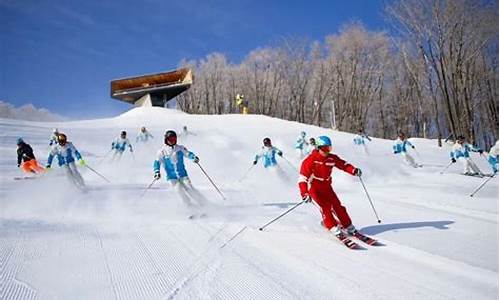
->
xmin=0 ymin=107 xmax=498 ymax=299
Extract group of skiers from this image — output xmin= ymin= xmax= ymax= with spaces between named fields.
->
xmin=15 ymin=125 xmax=499 ymax=243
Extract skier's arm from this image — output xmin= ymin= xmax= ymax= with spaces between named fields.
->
xmin=298 ymin=159 xmax=312 ymax=197
xmin=70 ymin=144 xmax=83 ymax=161
xmin=364 ymin=134 xmax=372 ymax=142
xmin=468 ymin=144 xmax=483 ymax=153
xmin=392 ymin=143 xmax=398 ymax=154
xmin=449 ymin=151 xmax=456 ymax=160
xmin=332 ymin=155 xmax=356 ymax=175
xmin=180 ymin=146 xmax=197 ymax=161
xmin=274 ymin=147 xmax=283 ymax=156
xmin=46 ymin=147 xmax=58 ymax=167
xmin=17 ymin=149 xmax=22 ymax=166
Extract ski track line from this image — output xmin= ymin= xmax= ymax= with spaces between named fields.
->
xmin=164 ymin=222 xmax=230 ymax=299
xmin=253 ymin=231 xmax=450 ymax=300
xmin=267 ymin=230 xmax=497 ymax=300
xmin=0 ymin=232 xmax=37 ymax=300
xmin=375 ymin=195 xmax=497 ymax=224
xmin=168 ymin=223 xmax=300 ymax=299
xmin=95 ymin=226 xmax=120 ymax=300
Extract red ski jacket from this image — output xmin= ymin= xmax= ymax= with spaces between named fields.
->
xmin=298 ymin=149 xmax=357 ymax=197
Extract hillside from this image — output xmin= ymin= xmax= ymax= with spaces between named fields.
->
xmin=0 ymin=107 xmax=498 ymax=300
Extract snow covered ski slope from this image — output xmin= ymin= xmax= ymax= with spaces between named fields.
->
xmin=0 ymin=107 xmax=498 ymax=299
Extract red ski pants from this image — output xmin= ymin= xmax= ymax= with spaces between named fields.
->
xmin=21 ymin=159 xmax=44 ymax=174
xmin=309 ymin=181 xmax=352 ymax=230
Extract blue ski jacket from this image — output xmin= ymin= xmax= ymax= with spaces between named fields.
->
xmin=393 ymin=138 xmax=414 ymax=154
xmin=47 ymin=142 xmax=82 ymax=167
xmin=255 ymin=146 xmax=282 ymax=168
xmin=154 ymin=144 xmax=196 ymax=180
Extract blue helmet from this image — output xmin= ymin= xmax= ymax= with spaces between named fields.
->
xmin=316 ymin=136 xmax=332 ymax=147
xmin=16 ymin=138 xmax=24 ymax=145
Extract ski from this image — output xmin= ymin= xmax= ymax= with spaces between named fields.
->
xmin=462 ymin=173 xmax=485 ymax=178
xmin=334 ymin=232 xmax=361 ymax=249
xmin=351 ymin=231 xmax=379 ymax=246
xmin=13 ymin=176 xmax=37 ymax=180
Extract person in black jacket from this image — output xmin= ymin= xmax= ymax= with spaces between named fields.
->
xmin=17 ymin=138 xmax=44 ymax=174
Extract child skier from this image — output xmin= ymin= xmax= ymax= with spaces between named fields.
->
xmin=450 ymin=136 xmax=484 ymax=176
xmin=16 ymin=138 xmax=44 ymax=174
xmin=153 ymin=130 xmax=199 ymax=187
xmin=49 ymin=128 xmax=59 ymax=146
xmin=182 ymin=125 xmax=196 ymax=136
xmin=393 ymin=132 xmax=421 ymax=168
xmin=136 ymin=126 xmax=154 ymax=143
xmin=298 ymin=135 xmax=362 ymax=240
xmin=353 ymin=129 xmax=371 ymax=155
xmin=253 ymin=137 xmax=283 ymax=168
xmin=305 ymin=138 xmax=316 ymax=155
xmin=111 ymin=131 xmax=133 ymax=160
xmin=294 ymin=131 xmax=308 ymax=157
xmin=46 ymin=133 xmax=86 ymax=190
xmin=487 ymin=140 xmax=499 ymax=174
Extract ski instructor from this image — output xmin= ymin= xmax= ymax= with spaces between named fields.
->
xmin=298 ymin=135 xmax=362 ymax=240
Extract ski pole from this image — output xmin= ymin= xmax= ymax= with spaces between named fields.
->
xmin=281 ymin=156 xmax=298 ymax=171
xmin=140 ymin=178 xmax=158 ymax=198
xmin=358 ymin=176 xmax=381 ymax=223
xmin=470 ymin=173 xmax=497 ymax=197
xmin=97 ymin=149 xmax=113 ymax=165
xmin=85 ymin=164 xmax=111 ymax=183
xmin=238 ymin=164 xmax=255 ymax=182
xmin=258 ymin=200 xmax=305 ymax=231
xmin=439 ymin=161 xmax=454 ymax=174
xmin=196 ymin=162 xmax=226 ymax=200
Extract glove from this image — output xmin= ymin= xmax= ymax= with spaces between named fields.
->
xmin=253 ymin=160 xmax=258 ymax=165
xmin=393 ymin=151 xmax=397 ymax=154
xmin=354 ymin=168 xmax=362 ymax=177
xmin=478 ymin=150 xmax=484 ymax=154
xmin=154 ymin=172 xmax=161 ymax=180
xmin=78 ymin=159 xmax=86 ymax=166
xmin=451 ymin=158 xmax=456 ymax=163
xmin=194 ymin=156 xmax=200 ymax=163
xmin=17 ymin=163 xmax=20 ymax=168
xmin=45 ymin=165 xmax=51 ymax=170
xmin=302 ymin=194 xmax=312 ymax=203
xmin=277 ymin=151 xmax=283 ymax=157
xmin=412 ymin=146 xmax=416 ymax=149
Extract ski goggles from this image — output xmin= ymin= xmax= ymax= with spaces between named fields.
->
xmin=165 ymin=135 xmax=177 ymax=145
xmin=318 ymin=145 xmax=331 ymax=153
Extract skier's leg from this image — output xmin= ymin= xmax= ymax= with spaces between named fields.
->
xmin=64 ymin=165 xmax=79 ymax=187
xmin=404 ymin=152 xmax=418 ymax=168
xmin=171 ymin=179 xmax=192 ymax=206
xmin=363 ymin=144 xmax=369 ymax=155
xmin=21 ymin=161 xmax=35 ymax=173
xmin=328 ymin=188 xmax=353 ymax=229
xmin=310 ymin=185 xmax=339 ymax=230
xmin=70 ymin=163 xmax=86 ymax=188
xmin=32 ymin=160 xmax=45 ymax=173
xmin=468 ymin=159 xmax=483 ymax=175
xmin=461 ymin=158 xmax=471 ymax=174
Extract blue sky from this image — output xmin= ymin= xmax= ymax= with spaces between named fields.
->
xmin=0 ymin=0 xmax=386 ymax=119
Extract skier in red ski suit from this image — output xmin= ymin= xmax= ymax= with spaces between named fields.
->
xmin=298 ymin=136 xmax=362 ymax=236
